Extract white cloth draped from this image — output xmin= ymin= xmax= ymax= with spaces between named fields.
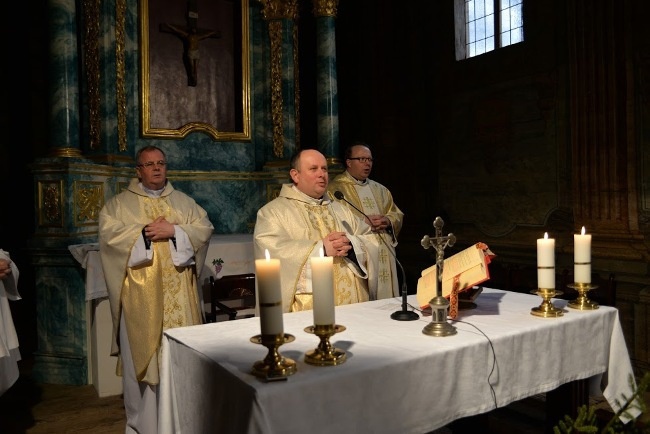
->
xmin=158 ymin=288 xmax=639 ymax=433
xmin=0 ymin=249 xmax=21 ymax=396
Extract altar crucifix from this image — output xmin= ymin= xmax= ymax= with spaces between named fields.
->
xmin=160 ymin=0 xmax=221 ymax=87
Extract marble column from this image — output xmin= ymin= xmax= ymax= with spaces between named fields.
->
xmin=48 ymin=0 xmax=82 ymax=158
xmin=259 ymin=0 xmax=300 ymax=160
xmin=312 ymin=0 xmax=340 ymax=162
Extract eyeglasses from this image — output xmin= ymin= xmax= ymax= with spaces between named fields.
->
xmin=137 ymin=161 xmax=167 ymax=169
xmin=348 ymin=157 xmax=374 ymax=163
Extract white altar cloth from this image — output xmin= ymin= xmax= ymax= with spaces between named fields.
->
xmin=159 ymin=288 xmax=638 ymax=434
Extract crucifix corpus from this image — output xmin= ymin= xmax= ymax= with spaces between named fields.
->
xmin=160 ymin=0 xmax=221 ymax=87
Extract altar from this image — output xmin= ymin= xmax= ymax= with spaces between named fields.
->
xmin=69 ymin=233 xmax=254 ymax=397
xmin=158 ymin=288 xmax=639 ymax=434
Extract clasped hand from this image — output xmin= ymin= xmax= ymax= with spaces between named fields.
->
xmin=367 ymin=214 xmax=390 ymax=232
xmin=0 ymin=259 xmax=12 ymax=279
xmin=323 ymin=231 xmax=352 ymax=257
xmin=143 ymin=216 xmax=175 ymax=241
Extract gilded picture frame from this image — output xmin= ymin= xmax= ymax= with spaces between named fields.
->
xmin=140 ymin=0 xmax=250 ymax=141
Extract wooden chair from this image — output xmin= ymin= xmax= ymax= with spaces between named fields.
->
xmin=206 ymin=273 xmax=256 ymax=322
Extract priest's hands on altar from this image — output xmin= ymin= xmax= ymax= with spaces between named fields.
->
xmin=143 ymin=216 xmax=176 ymax=241
xmin=0 ymin=258 xmax=12 ymax=279
xmin=323 ymin=231 xmax=353 ymax=257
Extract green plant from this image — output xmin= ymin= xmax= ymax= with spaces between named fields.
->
xmin=212 ymin=258 xmax=224 ymax=266
xmin=554 ymin=372 xmax=649 ymax=434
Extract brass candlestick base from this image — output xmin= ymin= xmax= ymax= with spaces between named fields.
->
xmin=422 ymin=296 xmax=457 ymax=337
xmin=530 ymin=289 xmax=564 ymax=317
xmin=251 ymin=333 xmax=297 ymax=381
xmin=304 ymin=324 xmax=346 ymax=366
xmin=567 ymin=283 xmax=599 ymax=310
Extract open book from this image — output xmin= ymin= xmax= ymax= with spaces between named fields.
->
xmin=416 ymin=242 xmax=495 ymax=309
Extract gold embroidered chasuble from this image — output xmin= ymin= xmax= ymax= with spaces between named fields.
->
xmin=99 ymin=179 xmax=213 ymax=384
xmin=329 ymin=171 xmax=404 ymax=299
xmin=254 ymin=184 xmax=379 ymax=313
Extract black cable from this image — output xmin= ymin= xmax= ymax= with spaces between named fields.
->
xmin=405 ymin=299 xmax=499 ymax=410
xmin=450 ymin=317 xmax=499 ymax=410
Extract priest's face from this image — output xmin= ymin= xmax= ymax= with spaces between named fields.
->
xmin=290 ymin=149 xmax=329 ymax=199
xmin=346 ymin=145 xmax=373 ymax=181
xmin=136 ymin=148 xmax=167 ymax=190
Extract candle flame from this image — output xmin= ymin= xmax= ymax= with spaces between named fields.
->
xmin=264 ymin=249 xmax=270 ymax=260
xmin=319 ymin=247 xmax=325 ymax=258
xmin=544 ymin=232 xmax=548 ymax=239
xmin=581 ymin=226 xmax=586 ymax=235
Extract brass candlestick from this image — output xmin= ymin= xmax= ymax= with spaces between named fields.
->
xmin=250 ymin=333 xmax=297 ymax=381
xmin=304 ymin=324 xmax=346 ymax=366
xmin=567 ymin=282 xmax=599 ymax=310
xmin=530 ymin=289 xmax=564 ymax=317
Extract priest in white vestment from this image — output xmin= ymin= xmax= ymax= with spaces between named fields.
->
xmin=99 ymin=146 xmax=213 ymax=434
xmin=0 ymin=249 xmax=21 ymax=396
xmin=329 ymin=142 xmax=404 ymax=300
xmin=254 ymin=149 xmax=380 ymax=313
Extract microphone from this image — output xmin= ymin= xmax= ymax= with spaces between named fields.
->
xmin=333 ymin=191 xmax=419 ymax=321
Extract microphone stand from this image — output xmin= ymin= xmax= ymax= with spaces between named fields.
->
xmin=333 ymin=191 xmax=418 ymax=321
xmin=390 ymin=255 xmax=419 ymax=321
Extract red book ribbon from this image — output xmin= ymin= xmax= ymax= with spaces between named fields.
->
xmin=448 ymin=275 xmax=461 ymax=319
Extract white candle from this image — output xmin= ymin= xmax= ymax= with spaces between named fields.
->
xmin=310 ymin=248 xmax=335 ymax=325
xmin=537 ymin=232 xmax=555 ymax=289
xmin=574 ymin=226 xmax=592 ymax=284
xmin=255 ymin=250 xmax=284 ymax=336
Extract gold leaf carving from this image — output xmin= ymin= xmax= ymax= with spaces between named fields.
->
xmin=312 ymin=0 xmax=339 ymax=17
xmin=115 ymin=0 xmax=127 ymax=151
xmin=74 ymin=181 xmax=104 ymax=226
xmin=38 ymin=181 xmax=64 ymax=227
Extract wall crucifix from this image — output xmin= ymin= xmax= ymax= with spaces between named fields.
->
xmin=159 ymin=0 xmax=221 ymax=86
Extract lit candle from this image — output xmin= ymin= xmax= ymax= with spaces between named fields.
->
xmin=310 ymin=248 xmax=335 ymax=325
xmin=255 ymin=249 xmax=284 ymax=336
xmin=537 ymin=232 xmax=555 ymax=289
xmin=574 ymin=226 xmax=591 ymax=284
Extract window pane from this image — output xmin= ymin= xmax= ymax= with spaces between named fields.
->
xmin=476 ymin=17 xmax=486 ymax=40
xmin=485 ymin=0 xmax=494 ymax=15
xmin=476 ymin=38 xmax=486 ymax=55
xmin=500 ymin=32 xmax=510 ymax=47
xmin=501 ymin=9 xmax=510 ymax=31
xmin=511 ymin=3 xmax=523 ymax=27
xmin=466 ymin=0 xmax=475 ymax=22
xmin=486 ymin=36 xmax=495 ymax=52
xmin=510 ymin=27 xmax=523 ymax=44
xmin=475 ymin=0 xmax=485 ymax=18
xmin=468 ymin=21 xmax=476 ymax=43
xmin=486 ymin=12 xmax=495 ymax=37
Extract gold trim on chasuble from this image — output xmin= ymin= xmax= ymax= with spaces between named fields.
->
xmin=291 ymin=203 xmax=367 ymax=312
xmin=352 ymin=183 xmax=395 ymax=297
xmin=122 ymin=196 xmax=202 ymax=383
